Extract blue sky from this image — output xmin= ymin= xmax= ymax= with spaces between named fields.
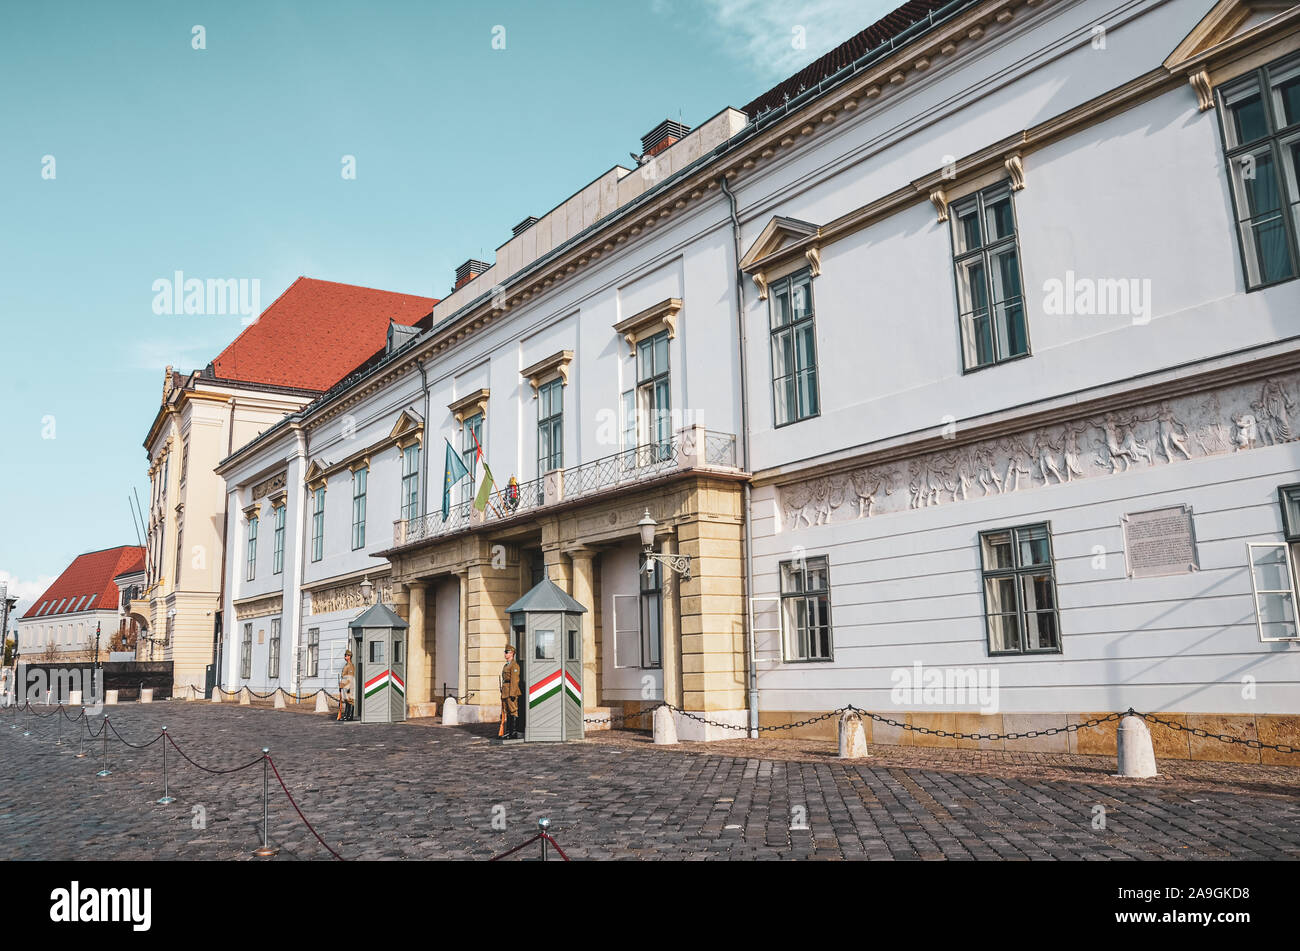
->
xmin=0 ymin=0 xmax=896 ymax=619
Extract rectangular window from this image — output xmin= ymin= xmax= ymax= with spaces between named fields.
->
xmin=272 ymin=503 xmax=285 ymax=574
xmin=534 ymin=629 xmax=555 ymax=661
xmin=370 ymin=640 xmax=385 ymax=664
xmin=636 ymin=330 xmax=671 ymax=461
xmin=538 ymin=379 xmax=563 ymax=475
xmin=180 ymin=439 xmax=189 ymax=486
xmin=951 ymin=183 xmax=1028 ymax=370
xmin=402 ymin=443 xmax=422 ymax=517
xmin=240 ymin=623 xmax=252 ymax=679
xmin=639 ymin=559 xmax=663 ymax=668
xmin=245 ymin=516 xmax=258 ymax=581
xmin=769 ymin=269 xmax=820 ymax=426
xmin=1247 ymin=543 xmax=1299 ymax=641
xmin=460 ymin=417 xmax=482 ymax=505
xmin=174 ymin=515 xmax=184 ymax=581
xmin=306 ymin=628 xmax=320 ymax=678
xmin=780 ymin=556 xmax=833 ymax=661
xmin=1218 ymin=53 xmax=1300 ymax=289
xmin=980 ymin=523 xmax=1061 ymax=655
xmin=352 ymin=466 xmax=367 ymax=550
xmin=613 ymin=594 xmax=640 ymax=668
xmin=268 ymin=618 xmax=281 ymax=680
xmin=311 ymin=486 xmax=325 ymax=562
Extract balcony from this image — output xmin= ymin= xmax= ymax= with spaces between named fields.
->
xmin=393 ymin=426 xmax=739 ymax=547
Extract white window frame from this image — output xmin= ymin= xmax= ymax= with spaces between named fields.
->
xmin=1247 ymin=542 xmax=1300 ymax=641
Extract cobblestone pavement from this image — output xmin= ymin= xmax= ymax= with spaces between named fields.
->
xmin=2 ymin=701 xmax=1298 ymax=861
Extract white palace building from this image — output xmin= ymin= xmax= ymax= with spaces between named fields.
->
xmin=214 ymin=0 xmax=1300 ymax=759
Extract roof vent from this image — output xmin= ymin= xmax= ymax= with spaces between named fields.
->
xmin=512 ymin=216 xmax=540 ymax=237
xmin=453 ymin=259 xmax=490 ymax=291
xmin=640 ymin=119 xmax=691 ymax=158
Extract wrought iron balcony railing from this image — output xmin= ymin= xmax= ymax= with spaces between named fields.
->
xmin=393 ymin=427 xmax=738 ymax=547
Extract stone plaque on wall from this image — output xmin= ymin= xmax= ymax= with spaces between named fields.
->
xmin=1122 ymin=505 xmax=1199 ymax=578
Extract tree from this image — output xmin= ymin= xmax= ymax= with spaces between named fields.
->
xmin=3 ymin=635 xmax=14 ymax=666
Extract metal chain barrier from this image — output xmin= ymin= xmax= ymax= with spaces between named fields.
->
xmin=1131 ymin=709 xmax=1299 ymax=754
xmin=489 ymin=830 xmax=569 ymax=862
xmin=266 ymin=755 xmax=345 ymax=860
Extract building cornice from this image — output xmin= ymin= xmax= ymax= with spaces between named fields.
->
xmin=753 ymin=343 xmax=1300 ymax=488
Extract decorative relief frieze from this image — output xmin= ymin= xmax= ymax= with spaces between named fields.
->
xmin=252 ymin=472 xmax=287 ymax=500
xmin=234 ymin=595 xmax=283 ymax=620
xmin=310 ymin=578 xmax=394 ymax=615
xmin=777 ymin=374 xmax=1300 ymax=531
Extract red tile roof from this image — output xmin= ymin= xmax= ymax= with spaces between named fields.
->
xmin=208 ymin=278 xmax=438 ymax=393
xmin=741 ymin=0 xmax=956 ymax=118
xmin=22 ymin=546 xmax=146 ymax=619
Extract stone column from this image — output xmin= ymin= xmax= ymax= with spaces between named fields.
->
xmin=676 ymin=485 xmax=745 ymax=716
xmin=456 ymin=570 xmax=469 ymax=704
xmin=406 ymin=582 xmax=430 ymax=711
xmin=660 ymin=535 xmax=682 ymax=708
xmin=568 ymin=548 xmax=598 ymax=711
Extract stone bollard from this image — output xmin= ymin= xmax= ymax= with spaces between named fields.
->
xmin=140 ymin=688 xmax=154 ymax=704
xmin=239 ymin=688 xmax=251 ymax=706
xmin=70 ymin=690 xmax=82 ymax=706
xmin=210 ymin=688 xmax=222 ymax=703
xmin=1116 ymin=713 xmax=1158 ymax=777
xmin=315 ymin=692 xmax=330 ymax=714
xmin=838 ymin=710 xmax=870 ymax=759
xmin=653 ymin=705 xmax=678 ymax=745
xmin=273 ymin=690 xmax=286 ymax=710
xmin=105 ymin=690 xmax=119 ymax=706
xmin=441 ymin=698 xmax=459 ymax=726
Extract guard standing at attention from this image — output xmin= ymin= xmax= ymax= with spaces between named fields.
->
xmin=499 ymin=645 xmax=521 ymax=738
xmin=337 ymin=650 xmax=356 ymax=722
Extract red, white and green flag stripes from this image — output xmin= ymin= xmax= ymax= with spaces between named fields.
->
xmin=528 ymin=670 xmax=582 ymax=708
xmin=528 ymin=670 xmax=561 ymax=708
xmin=363 ymin=668 xmax=405 ymax=699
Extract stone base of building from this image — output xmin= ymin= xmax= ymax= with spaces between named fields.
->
xmin=759 ymin=710 xmax=1300 ymax=765
xmin=408 ymin=701 xmax=439 ymax=719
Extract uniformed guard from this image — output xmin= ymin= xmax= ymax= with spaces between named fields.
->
xmin=337 ymin=650 xmax=356 ymax=722
xmin=499 ymin=645 xmax=521 ymax=738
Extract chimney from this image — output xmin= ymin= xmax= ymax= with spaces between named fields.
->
xmin=512 ymin=216 xmax=540 ymax=237
xmin=453 ymin=259 xmax=490 ymax=291
xmin=640 ymin=119 xmax=691 ymax=159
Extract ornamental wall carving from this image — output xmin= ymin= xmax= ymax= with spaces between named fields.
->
xmin=234 ymin=594 xmax=283 ymax=620
xmin=777 ymin=373 xmax=1300 ymax=531
xmin=252 ymin=472 xmax=287 ymax=500
xmin=310 ymin=577 xmax=394 ymax=615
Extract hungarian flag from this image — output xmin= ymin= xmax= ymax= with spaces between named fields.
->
xmin=442 ymin=439 xmax=469 ymax=520
xmin=469 ymin=426 xmax=494 ymax=513
xmin=473 ymin=461 xmax=495 ymax=513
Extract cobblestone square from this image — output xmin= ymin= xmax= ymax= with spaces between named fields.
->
xmin=2 ymin=702 xmax=1298 ymax=861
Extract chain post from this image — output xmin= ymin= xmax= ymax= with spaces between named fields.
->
xmin=156 ymin=727 xmax=176 ymax=805
xmin=538 ymin=818 xmax=550 ymax=862
xmin=253 ymin=748 xmax=278 ymax=856
xmin=95 ymin=716 xmax=112 ymax=777
xmin=74 ymin=715 xmax=88 ymax=758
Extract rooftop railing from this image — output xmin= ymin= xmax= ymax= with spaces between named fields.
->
xmin=393 ymin=426 xmax=738 ymax=547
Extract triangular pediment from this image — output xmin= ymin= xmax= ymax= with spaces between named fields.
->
xmin=304 ymin=460 xmax=327 ymax=485
xmin=739 ymin=216 xmax=821 ymax=272
xmin=388 ymin=408 xmax=423 ymax=441
xmin=1165 ymin=0 xmax=1298 ymax=69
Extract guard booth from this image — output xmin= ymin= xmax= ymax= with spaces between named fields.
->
xmin=348 ymin=602 xmax=408 ymax=723
xmin=506 ymin=577 xmax=587 ymax=742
